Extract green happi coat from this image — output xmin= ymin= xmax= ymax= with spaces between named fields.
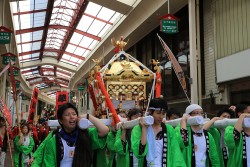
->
xmin=42 ymin=128 xmax=106 ymax=167
xmin=224 ymin=126 xmax=244 ymax=167
xmin=114 ymin=129 xmax=134 ymax=167
xmin=208 ymin=128 xmax=226 ymax=167
xmin=14 ymin=135 xmax=35 ymax=167
xmin=131 ymin=124 xmax=186 ymax=167
xmin=175 ymin=126 xmax=220 ymax=167
xmin=107 ymin=131 xmax=117 ymax=167
xmin=93 ymin=137 xmax=108 ymax=167
xmin=31 ymin=131 xmax=54 ymax=167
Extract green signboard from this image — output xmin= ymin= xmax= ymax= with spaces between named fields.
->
xmin=161 ymin=19 xmax=178 ymax=34
xmin=0 ymin=32 xmax=11 ymax=44
xmin=16 ymin=82 xmax=20 ymax=89
xmin=22 ymin=95 xmax=27 ymax=100
xmin=8 ymin=69 xmax=19 ymax=76
xmin=3 ymin=56 xmax=16 ymax=65
xmin=69 ymin=91 xmax=75 ymax=102
xmin=78 ymin=85 xmax=84 ymax=91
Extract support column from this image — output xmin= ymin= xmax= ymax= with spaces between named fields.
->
xmin=196 ymin=0 xmax=202 ymax=106
xmin=189 ymin=0 xmax=198 ymax=104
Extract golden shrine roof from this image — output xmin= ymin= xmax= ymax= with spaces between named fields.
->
xmin=103 ymin=59 xmax=154 ymax=81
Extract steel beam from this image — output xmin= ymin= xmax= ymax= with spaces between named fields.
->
xmin=20 ymin=57 xmax=77 ymax=72
xmin=16 ymin=25 xmax=101 ymax=41
xmin=13 ymin=9 xmax=47 ymax=15
xmin=39 ymin=0 xmax=55 ymax=60
xmin=19 ymin=49 xmax=85 ymax=60
xmin=57 ymin=0 xmax=89 ymax=61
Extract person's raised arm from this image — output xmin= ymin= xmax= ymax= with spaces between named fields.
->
xmin=18 ymin=133 xmax=23 ymax=146
xmin=203 ymin=117 xmax=222 ymax=130
xmin=139 ymin=117 xmax=147 ymax=145
xmin=84 ymin=114 xmax=109 ymax=137
xmin=234 ymin=113 xmax=250 ymax=132
xmin=180 ymin=114 xmax=189 ymax=130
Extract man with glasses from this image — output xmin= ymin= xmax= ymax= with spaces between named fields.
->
xmin=175 ymin=104 xmax=220 ymax=167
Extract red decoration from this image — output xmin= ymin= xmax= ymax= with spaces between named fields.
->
xmin=88 ymin=84 xmax=98 ymax=111
xmin=56 ymin=91 xmax=69 ymax=113
xmin=0 ymin=26 xmax=13 ymax=33
xmin=0 ymin=97 xmax=12 ymax=125
xmin=28 ymin=87 xmax=39 ymax=123
xmin=155 ymin=72 xmax=162 ymax=98
xmin=95 ymin=72 xmax=120 ymax=125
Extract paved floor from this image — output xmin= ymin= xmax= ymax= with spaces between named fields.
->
xmin=4 ymin=142 xmax=14 ymax=167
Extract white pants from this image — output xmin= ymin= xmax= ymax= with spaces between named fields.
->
xmin=0 ymin=152 xmax=6 ymax=167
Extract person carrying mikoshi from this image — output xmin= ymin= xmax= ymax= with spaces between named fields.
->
xmin=131 ymin=98 xmax=186 ymax=167
xmin=203 ymin=107 xmax=235 ymax=167
xmin=41 ymin=103 xmax=109 ymax=167
xmin=224 ymin=104 xmax=250 ymax=167
xmin=175 ymin=104 xmax=220 ymax=167
xmin=114 ymin=108 xmax=141 ymax=167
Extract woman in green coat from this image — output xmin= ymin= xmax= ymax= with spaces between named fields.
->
xmin=114 ymin=108 xmax=141 ymax=167
xmin=132 ymin=98 xmax=186 ymax=167
xmin=14 ymin=123 xmax=35 ymax=167
xmin=41 ymin=103 xmax=109 ymax=167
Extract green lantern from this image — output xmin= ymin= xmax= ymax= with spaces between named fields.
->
xmin=8 ymin=69 xmax=19 ymax=76
xmin=22 ymin=95 xmax=27 ymax=100
xmin=15 ymin=81 xmax=20 ymax=89
xmin=3 ymin=56 xmax=16 ymax=65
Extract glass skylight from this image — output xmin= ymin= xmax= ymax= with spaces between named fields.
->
xmin=11 ymin=0 xmax=123 ymax=97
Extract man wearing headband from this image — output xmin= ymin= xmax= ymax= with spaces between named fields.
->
xmin=175 ymin=104 xmax=219 ymax=167
xmin=131 ymin=98 xmax=185 ymax=167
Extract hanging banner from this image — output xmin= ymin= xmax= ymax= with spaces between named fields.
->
xmin=157 ymin=34 xmax=189 ymax=103
xmin=32 ymin=87 xmax=39 ymax=102
xmin=9 ymin=62 xmax=17 ymax=101
xmin=28 ymin=99 xmax=37 ymax=123
xmin=28 ymin=87 xmax=39 ymax=123
xmin=0 ymin=97 xmax=12 ymax=126
xmin=56 ymin=91 xmax=69 ymax=112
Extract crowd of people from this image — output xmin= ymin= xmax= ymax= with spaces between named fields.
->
xmin=0 ymin=99 xmax=250 ymax=167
